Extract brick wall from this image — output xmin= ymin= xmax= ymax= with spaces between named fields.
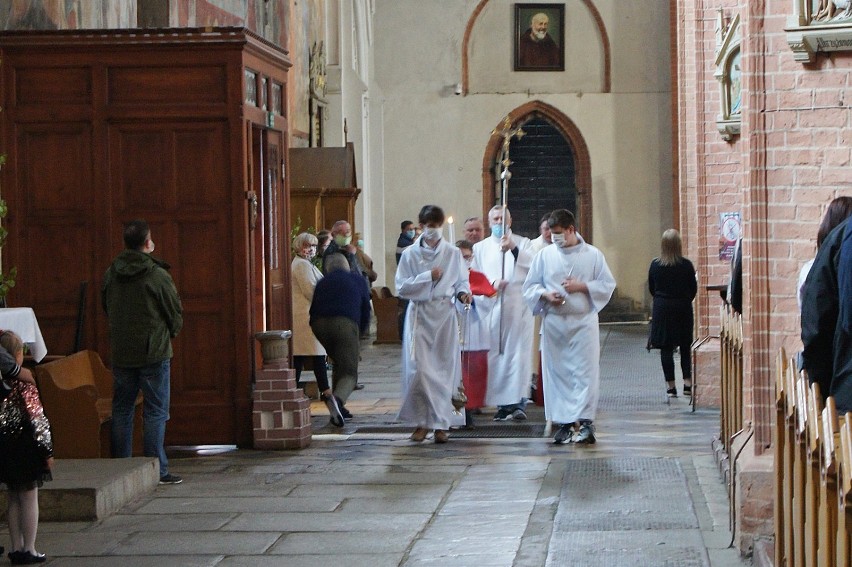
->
xmin=676 ymin=0 xmax=852 ymax=554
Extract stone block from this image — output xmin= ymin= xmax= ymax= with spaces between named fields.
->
xmin=693 ymin=338 xmax=721 ymax=408
xmin=0 ymin=457 xmax=159 ymax=521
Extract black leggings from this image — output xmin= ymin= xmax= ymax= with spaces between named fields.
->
xmin=293 ymin=355 xmax=330 ymax=392
xmin=660 ymin=341 xmax=692 ymax=384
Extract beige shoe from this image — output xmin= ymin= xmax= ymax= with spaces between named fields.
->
xmin=410 ymin=427 xmax=428 ymax=442
xmin=434 ymin=430 xmax=449 ymax=444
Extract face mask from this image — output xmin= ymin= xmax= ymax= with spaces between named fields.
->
xmin=491 ymin=225 xmax=504 ymax=239
xmin=334 ymin=234 xmax=352 ymax=247
xmin=551 ymin=232 xmax=566 ymax=245
xmin=405 ymin=230 xmax=416 ymax=239
xmin=302 ymin=246 xmax=316 ymax=260
xmin=422 ymin=226 xmax=442 ymax=241
xmin=357 ymin=240 xmax=364 ymax=249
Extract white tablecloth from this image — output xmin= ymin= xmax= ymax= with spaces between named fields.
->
xmin=0 ymin=307 xmax=48 ymax=362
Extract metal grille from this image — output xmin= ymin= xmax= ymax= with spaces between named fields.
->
xmin=546 ymin=457 xmax=708 ymax=567
xmin=353 ymin=424 xmax=546 ymax=438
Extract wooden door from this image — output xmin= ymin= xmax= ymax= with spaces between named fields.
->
xmin=248 ymin=127 xmax=290 ymax=337
xmin=107 ymin=120 xmax=237 ymax=444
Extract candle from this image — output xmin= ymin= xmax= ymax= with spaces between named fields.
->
xmin=447 ymin=216 xmax=455 ymax=243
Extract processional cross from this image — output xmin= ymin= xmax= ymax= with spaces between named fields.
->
xmin=490 ymin=116 xmax=525 ymax=354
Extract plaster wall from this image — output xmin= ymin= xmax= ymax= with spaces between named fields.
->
xmin=373 ymin=0 xmax=673 ymax=306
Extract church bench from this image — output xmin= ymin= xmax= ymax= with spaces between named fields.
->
xmin=35 ymin=350 xmax=141 ymax=458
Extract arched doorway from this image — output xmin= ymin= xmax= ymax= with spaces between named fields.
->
xmin=482 ymin=101 xmax=592 ymax=240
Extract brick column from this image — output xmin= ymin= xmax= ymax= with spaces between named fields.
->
xmin=252 ymin=331 xmax=311 ymax=449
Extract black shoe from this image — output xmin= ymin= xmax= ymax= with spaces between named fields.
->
xmin=492 ymin=408 xmax=512 ymax=421
xmin=10 ymin=551 xmax=46 ymax=564
xmin=572 ymin=422 xmax=596 ymax=445
xmin=683 ymin=384 xmax=692 ymax=397
xmin=354 ymin=383 xmax=365 ymax=390
xmin=666 ymin=387 xmax=677 ymax=398
xmin=159 ymin=473 xmax=183 ymax=485
xmin=553 ymin=424 xmax=573 ymax=444
xmin=322 ymin=392 xmax=344 ymax=427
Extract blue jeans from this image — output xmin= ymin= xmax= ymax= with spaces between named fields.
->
xmin=111 ymin=360 xmax=171 ymax=478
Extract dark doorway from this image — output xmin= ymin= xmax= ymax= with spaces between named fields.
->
xmin=502 ymin=117 xmax=577 ymax=239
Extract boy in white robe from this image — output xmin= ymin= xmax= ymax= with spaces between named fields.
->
xmin=522 ymin=209 xmax=616 ymax=445
xmin=472 ymin=206 xmax=535 ymax=421
xmin=397 ymin=205 xmax=471 ymax=443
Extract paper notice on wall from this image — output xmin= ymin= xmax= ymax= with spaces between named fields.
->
xmin=719 ymin=212 xmax=741 ymax=261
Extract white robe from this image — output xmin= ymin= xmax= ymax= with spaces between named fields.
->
xmin=472 ymin=231 xmax=535 ymax=406
xmin=396 ymin=237 xmax=471 ymax=429
xmin=522 ymin=235 xmax=616 ymax=424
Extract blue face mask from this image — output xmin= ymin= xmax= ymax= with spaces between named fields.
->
xmin=491 ymin=225 xmax=504 ymax=239
xmin=405 ymin=230 xmax=416 ymax=239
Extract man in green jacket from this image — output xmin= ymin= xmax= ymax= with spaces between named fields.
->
xmin=102 ymin=220 xmax=183 ymax=485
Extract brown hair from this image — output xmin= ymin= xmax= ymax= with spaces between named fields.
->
xmin=659 ymin=229 xmax=683 ymax=267
xmin=817 ymin=196 xmax=852 ymax=249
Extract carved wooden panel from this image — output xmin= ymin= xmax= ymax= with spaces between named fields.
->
xmin=16 ymin=67 xmax=91 ymax=105
xmin=108 ymin=66 xmax=227 ymax=105
xmin=14 ymin=124 xmax=95 ymax=354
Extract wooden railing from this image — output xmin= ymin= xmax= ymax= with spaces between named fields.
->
xmin=720 ymin=304 xmax=744 ymax=455
xmin=774 ymin=346 xmax=852 ymax=566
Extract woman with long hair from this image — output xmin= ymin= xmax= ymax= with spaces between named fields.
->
xmin=647 ymin=229 xmax=697 ymax=397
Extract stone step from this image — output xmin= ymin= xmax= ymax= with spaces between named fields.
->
xmin=0 ymin=457 xmax=158 ymax=521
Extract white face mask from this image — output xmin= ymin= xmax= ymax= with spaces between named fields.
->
xmin=551 ymin=232 xmax=566 ymax=246
xmin=422 ymin=226 xmax=442 ymax=242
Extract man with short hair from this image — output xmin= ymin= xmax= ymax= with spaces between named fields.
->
xmin=396 ymin=220 xmax=416 ymax=264
xmin=522 ymin=209 xmax=615 ymax=445
xmin=311 ymin=253 xmax=372 ymax=424
xmin=473 ymin=206 xmax=534 ymax=421
xmin=463 ymin=217 xmax=485 ymax=244
xmin=322 ymin=220 xmax=365 ymax=277
xmin=102 ymin=220 xmax=183 ymax=484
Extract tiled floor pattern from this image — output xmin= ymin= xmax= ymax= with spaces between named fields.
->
xmin=24 ymin=324 xmax=750 ymax=566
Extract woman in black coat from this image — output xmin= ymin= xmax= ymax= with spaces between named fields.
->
xmin=648 ymin=229 xmax=697 ymax=397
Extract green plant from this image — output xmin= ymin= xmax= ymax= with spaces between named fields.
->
xmin=0 ymin=154 xmax=15 ymax=304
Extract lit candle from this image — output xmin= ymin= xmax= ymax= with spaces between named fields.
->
xmin=447 ymin=215 xmax=455 ymax=243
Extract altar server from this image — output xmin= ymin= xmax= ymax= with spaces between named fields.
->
xmin=397 ymin=205 xmax=471 ymax=443
xmin=522 ymin=209 xmax=615 ymax=445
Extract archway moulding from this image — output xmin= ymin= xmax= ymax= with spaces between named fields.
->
xmin=462 ymin=0 xmax=611 ymax=95
xmin=481 ymin=100 xmax=593 ymax=242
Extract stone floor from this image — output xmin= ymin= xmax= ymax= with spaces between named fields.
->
xmin=23 ymin=324 xmax=751 ymax=566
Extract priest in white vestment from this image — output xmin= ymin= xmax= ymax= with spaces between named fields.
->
xmin=472 ymin=206 xmax=535 ymax=421
xmin=397 ymin=205 xmax=471 ymax=444
xmin=522 ymin=209 xmax=616 ymax=445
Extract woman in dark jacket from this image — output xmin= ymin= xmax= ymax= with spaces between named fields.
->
xmin=648 ymin=229 xmax=697 ymax=397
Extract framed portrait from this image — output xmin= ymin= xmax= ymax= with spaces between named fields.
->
xmin=514 ymin=3 xmax=565 ymax=72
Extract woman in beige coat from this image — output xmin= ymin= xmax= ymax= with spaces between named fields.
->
xmin=291 ymin=233 xmax=343 ymax=425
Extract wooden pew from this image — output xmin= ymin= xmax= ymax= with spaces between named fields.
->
xmin=819 ymin=396 xmax=839 ymax=567
xmin=35 ymin=350 xmax=141 ymax=458
xmin=838 ymin=413 xmax=852 ymax=567
xmin=784 ymin=353 xmax=798 ymax=566
xmin=775 ymin=347 xmax=788 ymax=567
xmin=804 ymin=381 xmax=822 ymax=566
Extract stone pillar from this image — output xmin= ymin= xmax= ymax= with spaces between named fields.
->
xmin=693 ymin=338 xmax=721 ymax=408
xmin=252 ymin=330 xmax=311 ymax=449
